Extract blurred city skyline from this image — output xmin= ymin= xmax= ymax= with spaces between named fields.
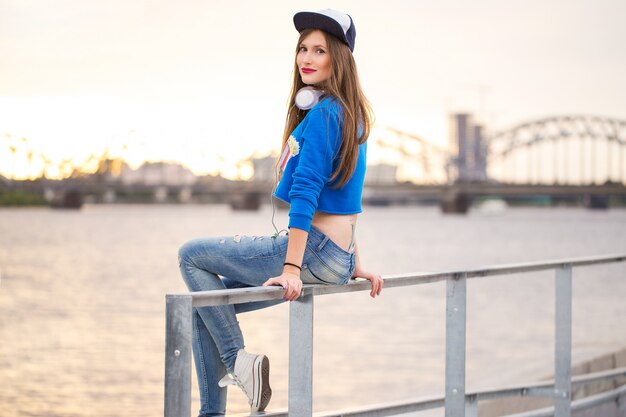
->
xmin=1 ymin=0 xmax=625 ymax=180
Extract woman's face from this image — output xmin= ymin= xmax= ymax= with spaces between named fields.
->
xmin=297 ymin=30 xmax=331 ymax=86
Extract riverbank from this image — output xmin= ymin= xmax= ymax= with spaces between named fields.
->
xmin=0 ymin=189 xmax=48 ymax=206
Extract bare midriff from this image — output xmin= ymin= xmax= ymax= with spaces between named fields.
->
xmin=310 ymin=211 xmax=357 ymax=253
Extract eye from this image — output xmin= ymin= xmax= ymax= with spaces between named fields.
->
xmin=298 ymin=46 xmax=307 ymax=52
xmin=316 ymin=48 xmax=326 ymax=54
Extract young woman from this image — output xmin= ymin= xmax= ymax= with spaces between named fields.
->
xmin=178 ymin=9 xmax=383 ymax=415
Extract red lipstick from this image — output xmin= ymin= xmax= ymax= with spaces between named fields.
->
xmin=301 ymin=68 xmax=316 ymax=74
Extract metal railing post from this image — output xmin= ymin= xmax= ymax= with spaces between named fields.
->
xmin=445 ymin=272 xmax=467 ymax=417
xmin=164 ymin=294 xmax=193 ymax=417
xmin=288 ymin=294 xmax=314 ymax=416
xmin=554 ymin=264 xmax=572 ymax=417
xmin=465 ymin=394 xmax=478 ymax=417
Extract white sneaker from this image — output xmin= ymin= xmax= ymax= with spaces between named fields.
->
xmin=218 ymin=349 xmax=272 ymax=412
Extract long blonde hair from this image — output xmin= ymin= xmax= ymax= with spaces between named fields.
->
xmin=282 ymin=28 xmax=374 ymax=188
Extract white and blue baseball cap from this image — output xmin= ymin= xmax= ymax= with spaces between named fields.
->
xmin=293 ymin=9 xmax=356 ymax=52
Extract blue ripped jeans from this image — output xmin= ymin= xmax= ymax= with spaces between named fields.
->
xmin=178 ymin=225 xmax=355 ymax=417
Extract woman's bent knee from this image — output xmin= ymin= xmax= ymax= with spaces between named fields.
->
xmin=178 ymin=238 xmax=212 ymax=268
xmin=178 ymin=239 xmax=197 ymax=267
xmin=178 ymin=239 xmax=209 ymax=291
xmin=178 ymin=238 xmax=228 ymax=292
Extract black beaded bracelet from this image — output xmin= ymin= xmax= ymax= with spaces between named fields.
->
xmin=283 ymin=262 xmax=302 ymax=271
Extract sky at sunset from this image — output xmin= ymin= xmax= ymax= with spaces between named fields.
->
xmin=1 ymin=0 xmax=625 ymax=180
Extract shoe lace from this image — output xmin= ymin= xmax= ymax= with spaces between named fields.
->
xmin=218 ymin=373 xmax=252 ymax=404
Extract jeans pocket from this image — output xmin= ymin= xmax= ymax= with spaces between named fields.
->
xmin=301 ymin=244 xmax=352 ymax=285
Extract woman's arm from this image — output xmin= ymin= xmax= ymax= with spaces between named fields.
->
xmin=263 ymin=227 xmax=308 ymax=301
xmin=352 ymin=241 xmax=384 ymax=298
xmin=265 ymin=106 xmax=340 ymax=300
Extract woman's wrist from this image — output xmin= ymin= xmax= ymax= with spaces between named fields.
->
xmin=283 ymin=262 xmax=302 ymax=276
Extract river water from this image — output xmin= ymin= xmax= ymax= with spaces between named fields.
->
xmin=1 ymin=204 xmax=625 ymax=416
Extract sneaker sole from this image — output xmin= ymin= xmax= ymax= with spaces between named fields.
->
xmin=252 ymin=355 xmax=272 ymax=412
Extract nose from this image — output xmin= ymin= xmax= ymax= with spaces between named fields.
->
xmin=302 ymin=50 xmax=312 ymax=65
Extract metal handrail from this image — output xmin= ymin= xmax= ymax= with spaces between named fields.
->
xmin=254 ymin=367 xmax=626 ymax=417
xmin=164 ymin=254 xmax=626 ymax=417
xmin=168 ymin=254 xmax=626 ymax=308
xmin=504 ymin=384 xmax=626 ymax=417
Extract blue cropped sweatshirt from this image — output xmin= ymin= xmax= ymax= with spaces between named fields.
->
xmin=274 ymin=97 xmax=367 ymax=232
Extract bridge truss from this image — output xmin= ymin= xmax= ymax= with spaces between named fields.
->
xmin=372 ymin=126 xmax=449 ymax=185
xmin=488 ymin=115 xmax=626 ymax=185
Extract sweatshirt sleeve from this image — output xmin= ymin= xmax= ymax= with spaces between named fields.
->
xmin=288 ymin=104 xmax=342 ymax=231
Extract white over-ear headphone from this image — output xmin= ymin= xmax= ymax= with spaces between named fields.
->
xmin=295 ymin=86 xmax=324 ymax=110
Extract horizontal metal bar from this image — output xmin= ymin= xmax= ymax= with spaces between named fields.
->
xmin=473 ymin=366 xmax=626 ymax=401
xmin=247 ymin=367 xmax=626 ymax=417
xmin=461 ymin=253 xmax=625 ymax=279
xmin=503 ymin=384 xmax=626 ymax=417
xmin=227 ymin=396 xmax=447 ymax=417
xmin=219 ymin=409 xmax=285 ymax=417
xmin=572 ymin=366 xmax=626 ymax=388
xmin=242 ymin=411 xmax=287 ymax=417
xmin=570 ymin=383 xmax=626 ymax=412
xmin=190 ymin=285 xmax=285 ymax=307
xmin=314 ymin=396 xmax=445 ymax=417
xmin=502 ymin=405 xmax=560 ymax=417
xmin=172 ymin=254 xmax=626 ymax=307
xmin=188 ymin=273 xmax=449 ymax=307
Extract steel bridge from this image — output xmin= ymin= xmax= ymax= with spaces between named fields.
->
xmin=370 ymin=114 xmax=626 ymax=212
xmin=488 ymin=115 xmax=626 ymax=186
xmin=374 ymin=114 xmax=626 ymax=186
